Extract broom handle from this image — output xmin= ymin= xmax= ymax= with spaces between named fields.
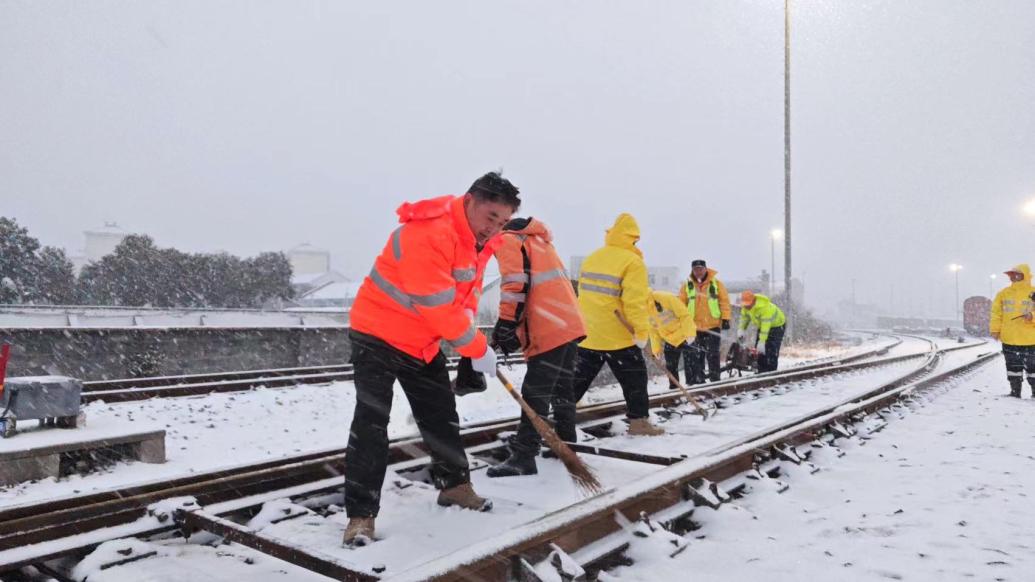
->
xmin=495 ymin=368 xmax=572 ymax=443
xmin=613 ymin=310 xmax=710 ymax=416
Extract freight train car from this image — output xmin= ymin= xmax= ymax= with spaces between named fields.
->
xmin=963 ymin=296 xmax=992 ymax=336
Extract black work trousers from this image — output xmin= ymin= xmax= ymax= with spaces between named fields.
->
xmin=756 ymin=325 xmax=786 ymax=373
xmin=344 ymin=332 xmax=469 ymax=518
xmin=690 ymin=329 xmax=723 ymax=383
xmin=662 ymin=341 xmax=693 ymax=387
xmin=1002 ymin=343 xmax=1035 ymax=391
xmin=511 ymin=341 xmax=578 ymax=454
xmin=571 ymin=345 xmax=650 ymax=419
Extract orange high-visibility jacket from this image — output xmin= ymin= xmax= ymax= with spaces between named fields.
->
xmin=350 ymin=195 xmax=498 ymax=362
xmin=496 ymin=218 xmax=586 ymax=359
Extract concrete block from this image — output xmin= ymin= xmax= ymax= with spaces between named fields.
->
xmin=0 ymin=453 xmax=59 ymax=486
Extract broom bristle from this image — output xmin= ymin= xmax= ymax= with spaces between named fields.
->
xmin=498 ymin=370 xmax=603 ymax=496
xmin=525 ymin=406 xmax=603 ymax=495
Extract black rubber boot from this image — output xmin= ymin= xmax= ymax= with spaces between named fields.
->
xmin=487 ymin=449 xmax=538 ymax=478
xmin=1010 ymin=381 xmax=1022 ymax=398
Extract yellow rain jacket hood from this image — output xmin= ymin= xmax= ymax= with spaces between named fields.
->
xmin=990 ymin=264 xmax=1035 ymax=346
xmin=647 ymin=290 xmax=697 ymax=356
xmin=577 ymin=214 xmax=651 ymax=351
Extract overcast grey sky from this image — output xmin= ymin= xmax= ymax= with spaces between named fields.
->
xmin=2 ymin=1 xmax=1034 ymax=318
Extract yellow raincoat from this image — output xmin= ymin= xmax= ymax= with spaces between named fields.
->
xmin=577 ymin=214 xmax=650 ymax=351
xmin=990 ymin=264 xmax=1035 ymax=346
xmin=647 ymin=290 xmax=697 ymax=357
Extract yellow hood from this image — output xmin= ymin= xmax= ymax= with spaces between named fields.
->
xmin=604 ymin=213 xmax=642 ymax=256
xmin=1008 ymin=264 xmax=1032 ymax=284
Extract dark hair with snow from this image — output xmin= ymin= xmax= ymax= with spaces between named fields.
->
xmin=467 ymin=172 xmax=521 ymax=210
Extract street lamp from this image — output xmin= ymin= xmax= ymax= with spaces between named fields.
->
xmin=949 ymin=264 xmax=963 ymax=322
xmin=989 ymin=274 xmax=998 ymax=298
xmin=770 ymin=229 xmax=783 ymax=295
xmin=1023 ymin=198 xmax=1035 ymax=218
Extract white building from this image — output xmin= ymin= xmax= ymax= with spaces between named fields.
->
xmin=287 ymin=244 xmax=331 ymax=276
xmin=70 ymin=222 xmax=134 ymax=274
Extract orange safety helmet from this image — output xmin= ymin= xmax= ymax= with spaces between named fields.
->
xmin=740 ymin=290 xmax=756 ymax=306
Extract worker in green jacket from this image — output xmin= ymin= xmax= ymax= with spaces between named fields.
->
xmin=737 ymin=291 xmax=786 ymax=372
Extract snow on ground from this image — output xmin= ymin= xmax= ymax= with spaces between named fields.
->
xmin=605 ymin=354 xmax=1033 ymax=582
xmin=0 ymin=337 xmax=870 ymax=509
xmin=47 ymin=336 xmax=987 ymax=580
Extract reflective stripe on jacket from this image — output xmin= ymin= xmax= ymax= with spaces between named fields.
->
xmin=648 ymin=290 xmax=697 ymax=356
xmin=990 ymin=264 xmax=1035 ymax=346
xmin=738 ymin=294 xmax=786 ymax=342
xmin=350 ymin=195 xmax=496 ymax=362
xmin=577 ymin=213 xmax=650 ymax=351
xmin=678 ymin=268 xmax=731 ymax=330
xmin=496 ymin=218 xmax=586 ymax=358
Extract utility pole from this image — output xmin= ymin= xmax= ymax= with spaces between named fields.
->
xmin=784 ymin=0 xmax=794 ymax=339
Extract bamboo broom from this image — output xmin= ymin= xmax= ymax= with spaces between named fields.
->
xmin=495 ymin=368 xmax=603 ymax=495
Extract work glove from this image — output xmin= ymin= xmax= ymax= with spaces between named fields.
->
xmin=451 ymin=357 xmax=487 ymax=396
xmin=757 ymin=343 xmax=767 ymax=356
xmin=471 ymin=346 xmax=498 ymax=374
xmin=634 ymin=336 xmax=648 ymax=349
xmin=991 ymin=332 xmax=1001 ymax=341
xmin=491 ymin=319 xmax=521 ymax=355
xmin=721 ymin=320 xmax=731 ymax=330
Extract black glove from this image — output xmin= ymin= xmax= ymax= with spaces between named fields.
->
xmin=452 ymin=357 xmax=487 ymax=397
xmin=492 ymin=319 xmax=522 ymax=355
xmin=721 ymin=320 xmax=731 ymax=330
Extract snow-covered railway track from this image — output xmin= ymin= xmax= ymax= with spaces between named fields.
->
xmin=78 ymin=333 xmax=895 ymax=403
xmin=0 ymin=337 xmax=985 ymax=580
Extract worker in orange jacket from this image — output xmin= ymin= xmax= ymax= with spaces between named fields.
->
xmin=342 ymin=172 xmax=520 ymax=546
xmin=487 ymin=217 xmax=587 ymax=477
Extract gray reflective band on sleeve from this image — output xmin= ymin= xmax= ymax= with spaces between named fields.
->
xmin=369 ymin=267 xmax=415 ymax=312
xmin=531 ymin=268 xmax=567 ymax=285
xmin=501 ymin=291 xmax=527 ymax=302
xmin=502 ymin=273 xmax=530 ymax=284
xmin=370 ymin=267 xmax=457 ymax=310
xmin=446 ymin=324 xmax=478 ymax=349
xmin=453 ymin=267 xmax=477 ymax=282
xmin=410 ymin=287 xmax=457 ymax=307
xmin=581 ymin=271 xmax=623 ymax=285
xmin=391 ymin=227 xmax=404 ymax=261
xmin=580 ymin=283 xmax=621 ymax=297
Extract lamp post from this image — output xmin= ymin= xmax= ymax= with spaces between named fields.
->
xmin=989 ymin=274 xmax=997 ymax=298
xmin=783 ymin=0 xmax=793 ymax=339
xmin=949 ymin=264 xmax=963 ymax=322
xmin=770 ymin=229 xmax=783 ymax=295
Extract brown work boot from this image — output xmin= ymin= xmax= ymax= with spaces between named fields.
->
xmin=437 ymin=482 xmax=493 ymax=512
xmin=342 ymin=517 xmax=376 ymax=547
xmin=627 ymin=417 xmax=665 ymax=436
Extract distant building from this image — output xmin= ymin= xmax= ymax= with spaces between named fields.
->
xmin=287 ymin=244 xmax=331 ymax=276
xmin=71 ymin=222 xmax=135 ymax=274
